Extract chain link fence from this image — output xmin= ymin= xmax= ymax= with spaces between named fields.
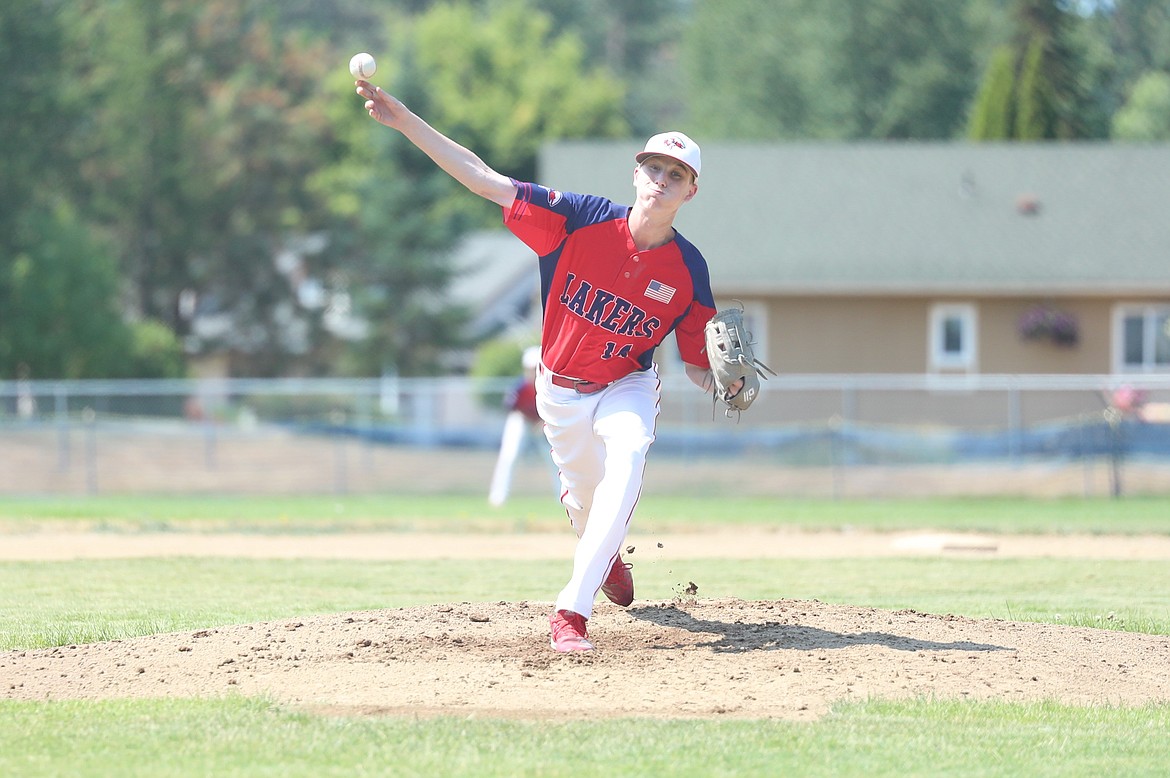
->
xmin=2 ymin=374 xmax=1169 ymax=498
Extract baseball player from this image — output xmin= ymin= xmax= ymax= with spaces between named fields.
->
xmin=357 ymin=79 xmax=742 ymax=652
xmin=488 ymin=346 xmax=542 ymax=507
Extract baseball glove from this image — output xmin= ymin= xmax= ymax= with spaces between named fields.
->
xmin=704 ymin=306 xmax=777 ymax=415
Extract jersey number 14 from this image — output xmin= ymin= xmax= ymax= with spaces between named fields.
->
xmin=601 ymin=342 xmax=633 ymax=360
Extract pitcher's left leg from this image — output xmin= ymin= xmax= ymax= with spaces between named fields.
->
xmin=554 ymin=370 xmax=660 ymax=619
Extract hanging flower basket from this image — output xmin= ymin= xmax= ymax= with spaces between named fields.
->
xmin=1017 ymin=304 xmax=1079 ymax=346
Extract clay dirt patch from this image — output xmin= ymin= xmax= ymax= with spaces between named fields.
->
xmin=3 ymin=531 xmax=1170 ymax=721
xmin=4 ymin=600 xmax=1170 ymax=721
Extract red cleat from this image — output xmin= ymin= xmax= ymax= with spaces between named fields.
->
xmin=600 ymin=555 xmax=634 ymax=607
xmin=549 ymin=609 xmax=593 ymax=652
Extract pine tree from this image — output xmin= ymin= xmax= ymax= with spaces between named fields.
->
xmin=967 ymin=0 xmax=1091 ymax=140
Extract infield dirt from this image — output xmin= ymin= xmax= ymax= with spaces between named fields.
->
xmin=3 ymin=530 xmax=1170 ymax=721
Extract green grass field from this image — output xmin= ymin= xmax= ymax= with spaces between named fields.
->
xmin=3 ymin=492 xmax=1170 ymax=532
xmin=2 ymin=494 xmax=1169 ymax=777
xmin=3 ymin=697 xmax=1167 ymax=778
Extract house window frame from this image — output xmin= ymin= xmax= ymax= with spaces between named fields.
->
xmin=928 ymin=303 xmax=978 ymax=372
xmin=1112 ymin=303 xmax=1170 ymax=374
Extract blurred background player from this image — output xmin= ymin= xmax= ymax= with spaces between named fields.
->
xmin=488 ymin=346 xmax=542 ymax=507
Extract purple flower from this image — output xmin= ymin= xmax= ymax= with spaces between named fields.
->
xmin=1018 ymin=305 xmax=1078 ymax=346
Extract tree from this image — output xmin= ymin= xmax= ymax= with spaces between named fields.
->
xmin=1112 ymin=70 xmax=1170 ymax=139
xmin=1101 ymin=0 xmax=1170 ymax=91
xmin=832 ymin=1 xmax=980 ymax=139
xmin=536 ymin=0 xmax=690 ymax=134
xmin=313 ymin=50 xmax=474 ymax=378
xmin=0 ymin=0 xmax=67 ymax=239
xmin=1078 ymin=0 xmax=1170 ymax=126
xmin=683 ymin=0 xmax=834 ymax=140
xmin=968 ymin=47 xmax=1019 ymax=139
xmin=1 ymin=0 xmax=66 ymax=377
xmin=314 ymin=0 xmax=629 ymax=377
xmin=53 ymin=0 xmax=629 ymax=378
xmin=683 ymin=0 xmax=983 ymax=140
xmin=2 ymin=206 xmax=134 ymax=379
xmin=413 ymin=0 xmax=628 ymax=186
xmin=967 ymin=0 xmax=1099 ymax=140
xmin=64 ymin=1 xmax=202 ymax=326
xmin=63 ymin=1 xmax=353 ymax=376
xmin=0 ymin=0 xmax=174 ymax=379
xmin=1015 ymin=34 xmax=1059 ymax=138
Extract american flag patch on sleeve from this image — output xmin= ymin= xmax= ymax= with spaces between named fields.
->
xmin=645 ymin=280 xmax=676 ymax=304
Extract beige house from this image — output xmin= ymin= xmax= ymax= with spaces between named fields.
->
xmin=540 ymin=142 xmax=1170 ymax=383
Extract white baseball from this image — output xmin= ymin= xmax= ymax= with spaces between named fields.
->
xmin=349 ymin=52 xmax=376 ymax=79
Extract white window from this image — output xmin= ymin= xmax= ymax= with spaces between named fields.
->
xmin=929 ymin=303 xmax=977 ymax=371
xmin=1114 ymin=304 xmax=1170 ymax=373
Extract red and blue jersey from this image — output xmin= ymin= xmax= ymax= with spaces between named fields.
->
xmin=503 ymin=181 xmax=716 ymax=385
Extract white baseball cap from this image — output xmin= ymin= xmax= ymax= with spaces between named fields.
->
xmin=635 ymin=131 xmax=701 ymax=180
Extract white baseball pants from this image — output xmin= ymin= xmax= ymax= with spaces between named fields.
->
xmin=536 ymin=364 xmax=661 ymax=619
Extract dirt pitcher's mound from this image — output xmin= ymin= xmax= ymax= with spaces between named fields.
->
xmin=4 ymin=598 xmax=1169 ymax=721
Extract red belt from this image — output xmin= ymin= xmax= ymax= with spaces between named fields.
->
xmin=548 ymin=372 xmax=610 ymax=394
